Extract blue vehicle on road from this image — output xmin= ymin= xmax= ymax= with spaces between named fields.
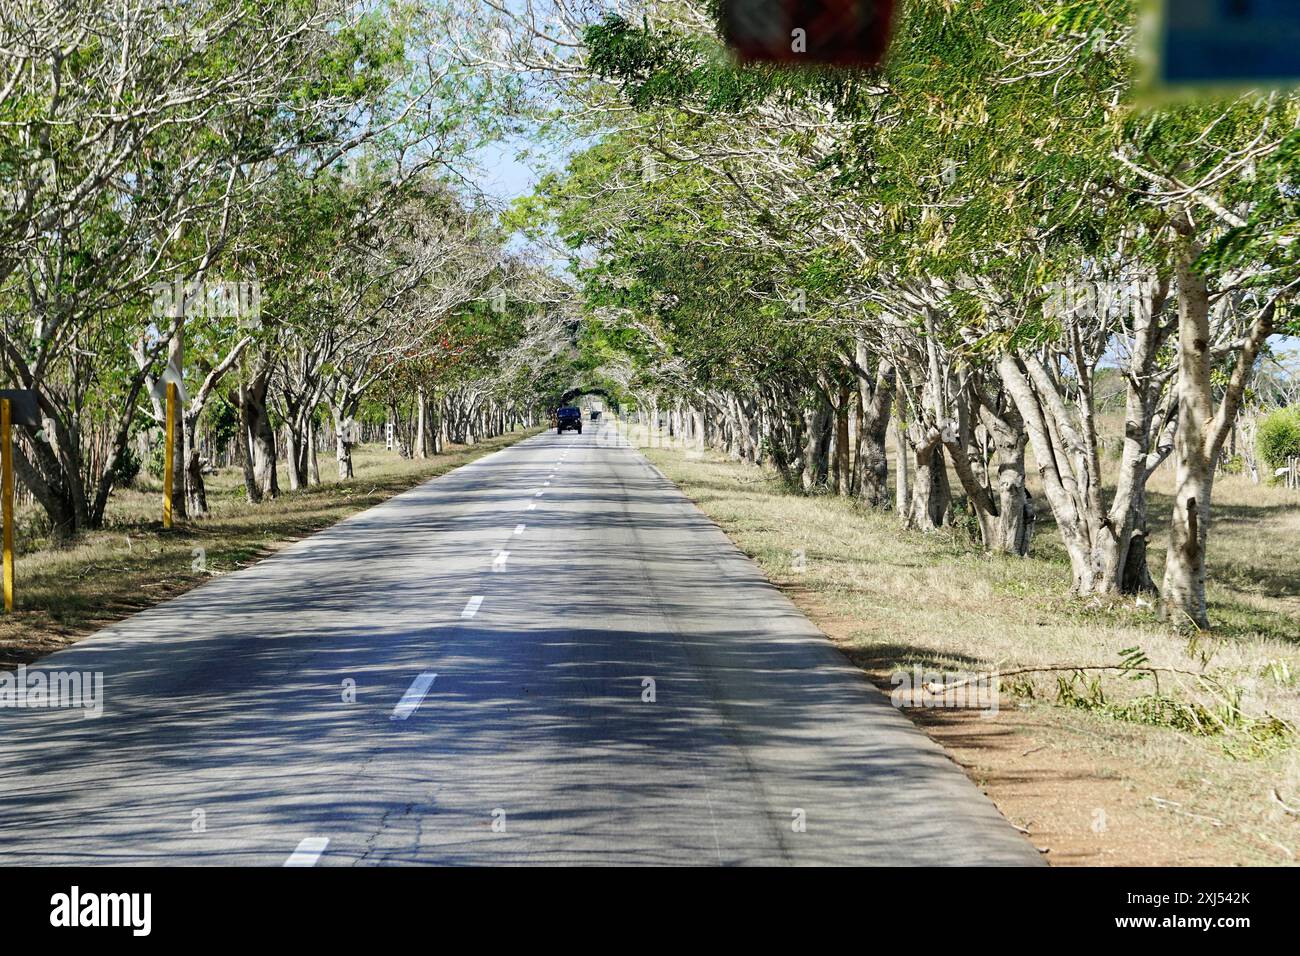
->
xmin=556 ymin=406 xmax=582 ymax=434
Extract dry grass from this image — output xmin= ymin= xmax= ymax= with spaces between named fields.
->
xmin=0 ymin=429 xmax=539 ymax=669
xmin=634 ymin=423 xmax=1300 ymax=866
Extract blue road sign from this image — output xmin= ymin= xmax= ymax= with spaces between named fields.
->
xmin=1159 ymin=0 xmax=1300 ymax=87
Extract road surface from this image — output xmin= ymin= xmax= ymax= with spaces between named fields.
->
xmin=0 ymin=423 xmax=1040 ymax=865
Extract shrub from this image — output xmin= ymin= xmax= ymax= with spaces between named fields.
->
xmin=147 ymin=442 xmax=167 ymax=481
xmin=1256 ymin=406 xmax=1300 ymax=474
xmin=111 ymin=445 xmax=142 ymax=487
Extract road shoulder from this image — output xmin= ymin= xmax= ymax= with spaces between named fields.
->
xmin=639 ymin=439 xmax=1296 ymax=867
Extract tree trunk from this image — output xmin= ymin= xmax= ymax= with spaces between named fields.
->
xmin=242 ymin=370 xmax=278 ymax=500
xmin=307 ymin=417 xmax=321 ymax=486
xmin=1161 ymin=238 xmax=1214 ymax=627
xmin=834 ymin=385 xmax=851 ymax=496
xmin=801 ymin=393 xmax=832 ymax=490
xmin=184 ymin=411 xmax=209 ymax=516
xmin=337 ymin=431 xmax=354 ymax=479
xmin=908 ymin=426 xmax=950 ymax=531
xmin=893 ymin=420 xmax=909 ymax=516
xmin=416 ymin=387 xmax=428 ymax=459
xmin=10 ymin=436 xmax=80 ymax=542
xmin=988 ymin=412 xmax=1033 ymax=555
xmin=1120 ymin=481 xmax=1157 ymax=595
xmin=855 ymin=361 xmax=893 ymax=507
xmin=334 ymin=406 xmax=356 ymax=480
xmin=167 ymin=334 xmax=188 ymax=521
xmin=237 ymin=383 xmax=262 ymax=504
xmin=996 ymin=351 xmax=1105 ymax=591
xmin=283 ymin=421 xmax=304 ymax=492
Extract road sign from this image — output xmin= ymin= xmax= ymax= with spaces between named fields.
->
xmin=149 ymin=364 xmax=189 ymax=406
xmin=1155 ymin=0 xmax=1300 ymax=88
xmin=723 ymin=0 xmax=895 ymax=66
xmin=0 ymin=389 xmax=39 ymax=428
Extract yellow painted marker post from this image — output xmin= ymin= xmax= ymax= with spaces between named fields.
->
xmin=2 ymin=398 xmax=13 ymax=613
xmin=162 ymin=382 xmax=176 ymax=530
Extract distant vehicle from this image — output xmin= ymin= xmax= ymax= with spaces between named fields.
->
xmin=590 ymin=410 xmax=601 ymax=421
xmin=556 ymin=406 xmax=582 ymax=434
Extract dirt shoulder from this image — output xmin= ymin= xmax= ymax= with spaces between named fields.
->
xmin=0 ymin=431 xmax=538 ymax=670
xmin=642 ymin=441 xmax=1300 ymax=866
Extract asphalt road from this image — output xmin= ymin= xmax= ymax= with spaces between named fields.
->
xmin=0 ymin=422 xmax=1040 ymax=865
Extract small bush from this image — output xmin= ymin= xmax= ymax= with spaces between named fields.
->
xmin=1256 ymin=406 xmax=1300 ymax=474
xmin=14 ymin=506 xmax=52 ymax=551
xmin=111 ymin=445 xmax=142 ymax=487
xmin=949 ymin=495 xmax=983 ymax=547
xmin=147 ymin=442 xmax=167 ymax=481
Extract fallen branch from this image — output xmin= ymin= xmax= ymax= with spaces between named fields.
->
xmin=77 ymin=564 xmax=131 ymax=578
xmin=924 ymin=663 xmax=1216 ymax=694
xmin=1150 ymin=796 xmax=1223 ymax=828
xmin=1271 ymin=789 xmax=1300 ymax=818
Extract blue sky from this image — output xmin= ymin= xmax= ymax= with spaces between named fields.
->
xmin=476 ymin=137 xmax=547 ymax=204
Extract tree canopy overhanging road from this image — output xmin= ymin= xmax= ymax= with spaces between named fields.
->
xmin=0 ymin=0 xmax=1297 ymax=868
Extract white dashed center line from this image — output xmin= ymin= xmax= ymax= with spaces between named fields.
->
xmin=285 ymin=837 xmax=329 ymax=867
xmin=527 ymin=502 xmax=537 ymax=511
xmin=492 ymin=550 xmax=510 ymax=571
xmin=535 ymin=490 xmax=544 ymax=497
xmin=391 ymin=672 xmax=437 ymax=720
xmin=462 ymin=595 xmax=484 ymax=618
xmin=514 ymin=524 xmax=525 ymax=535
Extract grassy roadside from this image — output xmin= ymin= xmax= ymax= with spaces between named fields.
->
xmin=638 ymin=429 xmax=1300 ymax=866
xmin=0 ymin=429 xmax=540 ymax=670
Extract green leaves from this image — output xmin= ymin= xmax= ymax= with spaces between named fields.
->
xmin=584 ymin=13 xmax=869 ymax=113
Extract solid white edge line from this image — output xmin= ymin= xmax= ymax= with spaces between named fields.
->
xmin=391 ymin=672 xmax=438 ymax=720
xmin=285 ymin=837 xmax=330 ymax=867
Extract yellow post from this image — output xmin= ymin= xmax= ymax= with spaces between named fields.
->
xmin=2 ymin=398 xmax=13 ymax=613
xmin=162 ymin=382 xmax=176 ymax=529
